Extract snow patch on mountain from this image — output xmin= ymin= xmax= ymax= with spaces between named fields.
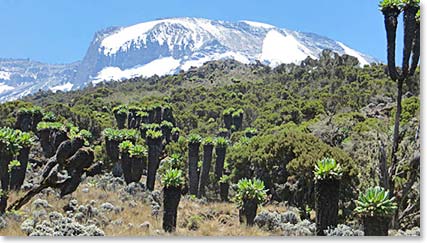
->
xmin=260 ymin=30 xmax=316 ymax=66
xmin=0 ymin=71 xmax=11 ymax=80
xmin=241 ymin=20 xmax=274 ymax=29
xmin=50 ymin=82 xmax=74 ymax=92
xmin=93 ymin=57 xmax=180 ymax=84
xmin=0 ymin=83 xmax=14 ymax=94
xmin=337 ymin=41 xmax=369 ymax=66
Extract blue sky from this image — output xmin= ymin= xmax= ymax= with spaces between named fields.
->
xmin=0 ymin=0 xmax=401 ymax=64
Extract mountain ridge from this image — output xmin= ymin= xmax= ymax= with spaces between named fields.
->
xmin=0 ymin=17 xmax=378 ymax=102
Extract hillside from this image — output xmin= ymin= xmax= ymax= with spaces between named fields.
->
xmin=0 ymin=51 xmax=420 ymax=236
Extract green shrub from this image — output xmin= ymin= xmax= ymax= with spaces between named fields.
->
xmin=234 ymin=178 xmax=268 ymax=208
xmin=314 ymin=158 xmax=343 ymax=180
xmin=354 ymin=186 xmax=397 ymax=217
xmin=162 ymin=169 xmax=184 ymax=188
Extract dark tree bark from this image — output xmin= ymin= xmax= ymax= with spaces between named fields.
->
xmin=214 ymin=147 xmax=226 ymax=182
xmin=31 ymin=112 xmax=43 ymax=133
xmin=382 ymin=8 xmax=400 ymax=81
xmin=15 ymin=113 xmax=32 ymax=132
xmin=171 ymin=130 xmax=180 ymax=142
xmin=105 ymin=138 xmax=121 ymax=177
xmin=232 ymin=113 xmax=243 ymax=130
xmin=114 ymin=112 xmax=127 ymax=129
xmin=0 ymin=153 xmax=12 ymax=215
xmin=162 ymin=107 xmax=175 ymax=125
xmin=147 ymin=109 xmax=155 ymax=124
xmin=162 ymin=186 xmax=181 ymax=232
xmin=363 ymin=216 xmax=389 ymax=236
xmin=10 ymin=146 xmax=31 ymax=191
xmin=223 ymin=114 xmax=232 ymax=130
xmin=38 ymin=128 xmax=54 ymax=158
xmin=315 ymin=179 xmax=340 ymax=236
xmin=146 ymin=137 xmax=162 ymax=191
xmin=219 ymin=182 xmax=229 ymax=202
xmin=188 ymin=142 xmax=200 ymax=195
xmin=239 ymin=199 xmax=258 ymax=226
xmin=197 ymin=144 xmax=213 ymax=198
xmin=52 ymin=130 xmax=69 ymax=155
xmin=154 ymin=106 xmax=162 ymax=124
xmin=121 ymin=151 xmax=132 ymax=184
xmin=130 ymin=156 xmax=144 ymax=183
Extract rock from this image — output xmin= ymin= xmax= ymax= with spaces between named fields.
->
xmin=140 ymin=221 xmax=150 ymax=230
xmin=0 ymin=217 xmax=7 ymax=229
xmin=100 ymin=202 xmax=115 ymax=212
xmin=20 ymin=219 xmax=35 ymax=235
xmin=32 ymin=199 xmax=50 ymax=209
xmin=82 ymin=188 xmax=89 ymax=193
xmin=32 ymin=209 xmax=47 ymax=219
xmin=325 ymin=224 xmax=364 ymax=236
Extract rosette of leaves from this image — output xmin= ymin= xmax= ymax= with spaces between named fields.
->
xmin=234 ymin=178 xmax=268 ymax=208
xmin=103 ymin=128 xmax=123 ymax=141
xmin=171 ymin=127 xmax=181 ymax=134
xmin=232 ymin=108 xmax=244 ymax=118
xmin=187 ymin=133 xmax=202 ymax=144
xmin=112 ymin=105 xmax=128 ymax=115
xmin=119 ymin=140 xmax=133 ymax=153
xmin=129 ymin=144 xmax=147 ymax=158
xmin=354 ymin=187 xmax=397 ymax=217
xmin=136 ymin=111 xmax=149 ymax=119
xmin=36 ymin=122 xmax=64 ymax=131
xmin=162 ymin=169 xmax=184 ymax=188
xmin=379 ymin=0 xmax=403 ymax=11
xmin=202 ymin=137 xmax=215 ymax=146
xmin=8 ymin=160 xmax=21 ymax=173
xmin=215 ymin=137 xmax=229 ymax=148
xmin=144 ymin=123 xmax=161 ymax=131
xmin=0 ymin=127 xmax=23 ymax=155
xmin=17 ymin=131 xmax=33 ymax=148
xmin=313 ymin=158 xmax=343 ymax=180
xmin=146 ymin=129 xmax=163 ymax=140
xmin=42 ymin=111 xmax=57 ymax=122
xmin=222 ymin=108 xmax=235 ymax=116
xmin=160 ymin=121 xmax=174 ymax=129
xmin=121 ymin=129 xmax=139 ymax=141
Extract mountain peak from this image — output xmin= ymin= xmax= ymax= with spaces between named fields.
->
xmin=0 ymin=17 xmax=377 ymax=102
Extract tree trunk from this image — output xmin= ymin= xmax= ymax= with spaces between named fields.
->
xmin=188 ymin=142 xmax=200 ymax=195
xmin=215 ymin=147 xmax=226 ymax=182
xmin=114 ymin=113 xmax=127 ymax=129
xmin=130 ymin=157 xmax=144 ymax=183
xmin=163 ymin=186 xmax=181 ymax=232
xmin=197 ymin=144 xmax=213 ymax=198
xmin=146 ymin=138 xmax=162 ymax=191
xmin=0 ymin=153 xmax=12 ymax=215
xmin=15 ymin=113 xmax=32 ymax=132
xmin=315 ymin=178 xmax=340 ymax=236
xmin=223 ymin=114 xmax=232 ymax=130
xmin=31 ymin=112 xmax=43 ymax=132
xmin=401 ymin=6 xmax=417 ymax=77
xmin=39 ymin=129 xmax=54 ymax=158
xmin=121 ymin=152 xmax=132 ymax=184
xmin=10 ymin=146 xmax=31 ymax=191
xmin=162 ymin=108 xmax=175 ymax=125
xmin=219 ymin=182 xmax=229 ymax=201
xmin=363 ymin=216 xmax=389 ymax=236
xmin=383 ymin=9 xmax=400 ymax=81
xmin=240 ymin=199 xmax=258 ymax=226
xmin=154 ymin=107 xmax=162 ymax=124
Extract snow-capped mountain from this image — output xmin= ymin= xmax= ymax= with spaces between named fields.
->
xmin=0 ymin=58 xmax=79 ymax=102
xmin=0 ymin=17 xmax=377 ymax=102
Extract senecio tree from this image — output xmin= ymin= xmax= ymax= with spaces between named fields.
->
xmin=355 ymin=187 xmax=397 ymax=236
xmin=235 ymin=178 xmax=268 ymax=226
xmin=119 ymin=141 xmax=147 ymax=184
xmin=15 ymin=107 xmax=43 ymax=132
xmin=197 ymin=137 xmax=214 ymax=198
xmin=313 ymin=158 xmax=342 ymax=236
xmin=112 ymin=105 xmax=128 ymax=129
xmin=146 ymin=129 xmax=163 ymax=191
xmin=214 ymin=137 xmax=228 ymax=182
xmin=187 ymin=134 xmax=202 ymax=195
xmin=379 ymin=0 xmax=420 ymax=227
xmin=162 ymin=169 xmax=184 ymax=233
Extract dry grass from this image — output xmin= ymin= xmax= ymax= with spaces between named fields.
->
xmin=0 ymin=178 xmax=285 ymax=237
